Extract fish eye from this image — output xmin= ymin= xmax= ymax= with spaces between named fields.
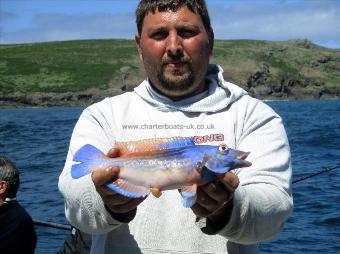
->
xmin=218 ymin=144 xmax=228 ymax=152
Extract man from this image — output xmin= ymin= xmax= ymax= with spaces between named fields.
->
xmin=0 ymin=156 xmax=37 ymax=254
xmin=59 ymin=0 xmax=293 ymax=253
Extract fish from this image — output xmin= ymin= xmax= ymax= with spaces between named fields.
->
xmin=71 ymin=137 xmax=251 ymax=207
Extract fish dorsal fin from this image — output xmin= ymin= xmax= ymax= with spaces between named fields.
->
xmin=115 ymin=137 xmax=195 ymax=157
xmin=156 ymin=137 xmax=195 ymax=150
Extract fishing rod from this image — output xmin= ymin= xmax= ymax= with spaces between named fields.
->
xmin=292 ymin=163 xmax=340 ymax=184
xmin=33 ymin=219 xmax=71 ymax=231
xmin=34 ymin=163 xmax=340 ymax=230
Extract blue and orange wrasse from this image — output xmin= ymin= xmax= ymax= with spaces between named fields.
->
xmin=71 ymin=137 xmax=251 ymax=207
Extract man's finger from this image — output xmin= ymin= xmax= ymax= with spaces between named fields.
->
xmin=107 ymin=148 xmax=120 ymax=158
xmin=191 ymin=203 xmax=212 ymax=218
xmin=92 ymin=166 xmax=120 ymax=186
xmin=107 ymin=197 xmax=145 ymax=214
xmin=196 ymin=187 xmax=218 ymax=210
xmin=200 ymin=181 xmax=228 ymax=203
xmin=218 ymin=172 xmax=239 ymax=192
xmin=102 ymin=193 xmax=134 ymax=205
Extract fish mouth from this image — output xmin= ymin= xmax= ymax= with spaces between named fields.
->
xmin=232 ymin=151 xmax=252 ymax=167
xmin=233 ymin=151 xmax=250 ymax=160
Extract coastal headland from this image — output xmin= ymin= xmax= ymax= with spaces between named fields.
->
xmin=1 ymin=39 xmax=339 ymax=108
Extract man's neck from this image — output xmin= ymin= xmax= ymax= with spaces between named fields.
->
xmin=151 ymin=80 xmax=209 ymax=101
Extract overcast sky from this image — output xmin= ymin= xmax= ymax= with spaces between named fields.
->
xmin=1 ymin=0 xmax=339 ymax=48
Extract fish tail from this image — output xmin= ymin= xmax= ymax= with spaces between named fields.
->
xmin=71 ymin=144 xmax=106 ymax=179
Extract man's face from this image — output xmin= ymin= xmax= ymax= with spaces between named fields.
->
xmin=135 ymin=6 xmax=213 ymax=99
xmin=0 ymin=180 xmax=8 ymax=205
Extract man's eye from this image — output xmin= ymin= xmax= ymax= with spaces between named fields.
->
xmin=179 ymin=30 xmax=197 ymax=38
xmin=151 ymin=31 xmax=168 ymax=40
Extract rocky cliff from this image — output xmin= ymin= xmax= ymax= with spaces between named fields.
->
xmin=1 ymin=39 xmax=339 ymax=107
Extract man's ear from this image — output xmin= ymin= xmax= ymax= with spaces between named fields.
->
xmin=135 ymin=32 xmax=143 ymax=62
xmin=208 ymin=28 xmax=214 ymax=56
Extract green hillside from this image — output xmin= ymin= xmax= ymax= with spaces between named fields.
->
xmin=0 ymin=39 xmax=141 ymax=93
xmin=0 ymin=39 xmax=339 ymax=106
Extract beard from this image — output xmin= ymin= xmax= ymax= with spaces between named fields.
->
xmin=157 ymin=62 xmax=195 ymax=93
xmin=149 ymin=56 xmax=204 ymax=98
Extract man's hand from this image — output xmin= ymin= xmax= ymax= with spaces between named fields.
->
xmin=91 ymin=148 xmax=145 ymax=222
xmin=191 ymin=172 xmax=239 ymax=233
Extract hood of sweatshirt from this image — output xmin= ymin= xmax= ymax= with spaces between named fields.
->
xmin=134 ymin=64 xmax=248 ymax=113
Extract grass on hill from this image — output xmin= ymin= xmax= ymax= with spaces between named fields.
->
xmin=0 ymin=39 xmax=141 ymax=94
xmin=0 ymin=38 xmax=339 ymax=95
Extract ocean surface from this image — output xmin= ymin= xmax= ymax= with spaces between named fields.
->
xmin=0 ymin=100 xmax=339 ymax=254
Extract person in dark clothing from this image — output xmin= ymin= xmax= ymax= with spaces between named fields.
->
xmin=0 ymin=156 xmax=37 ymax=254
xmin=58 ymin=226 xmax=91 ymax=254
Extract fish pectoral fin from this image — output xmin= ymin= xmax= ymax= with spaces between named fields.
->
xmin=180 ymin=184 xmax=197 ymax=208
xmin=106 ymin=179 xmax=150 ymax=198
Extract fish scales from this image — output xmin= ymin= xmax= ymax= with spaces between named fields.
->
xmin=71 ymin=137 xmax=251 ymax=207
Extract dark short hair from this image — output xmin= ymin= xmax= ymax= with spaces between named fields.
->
xmin=136 ymin=0 xmax=212 ymax=35
xmin=0 ymin=156 xmax=20 ymax=198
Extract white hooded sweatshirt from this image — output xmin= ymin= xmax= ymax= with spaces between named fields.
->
xmin=59 ymin=65 xmax=293 ymax=254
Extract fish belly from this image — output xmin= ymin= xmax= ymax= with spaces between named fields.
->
xmin=118 ymin=166 xmax=200 ymax=190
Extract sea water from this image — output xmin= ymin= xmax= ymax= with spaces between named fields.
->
xmin=0 ymin=100 xmax=339 ymax=253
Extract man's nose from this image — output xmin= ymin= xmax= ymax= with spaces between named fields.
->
xmin=166 ymin=32 xmax=183 ymax=56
